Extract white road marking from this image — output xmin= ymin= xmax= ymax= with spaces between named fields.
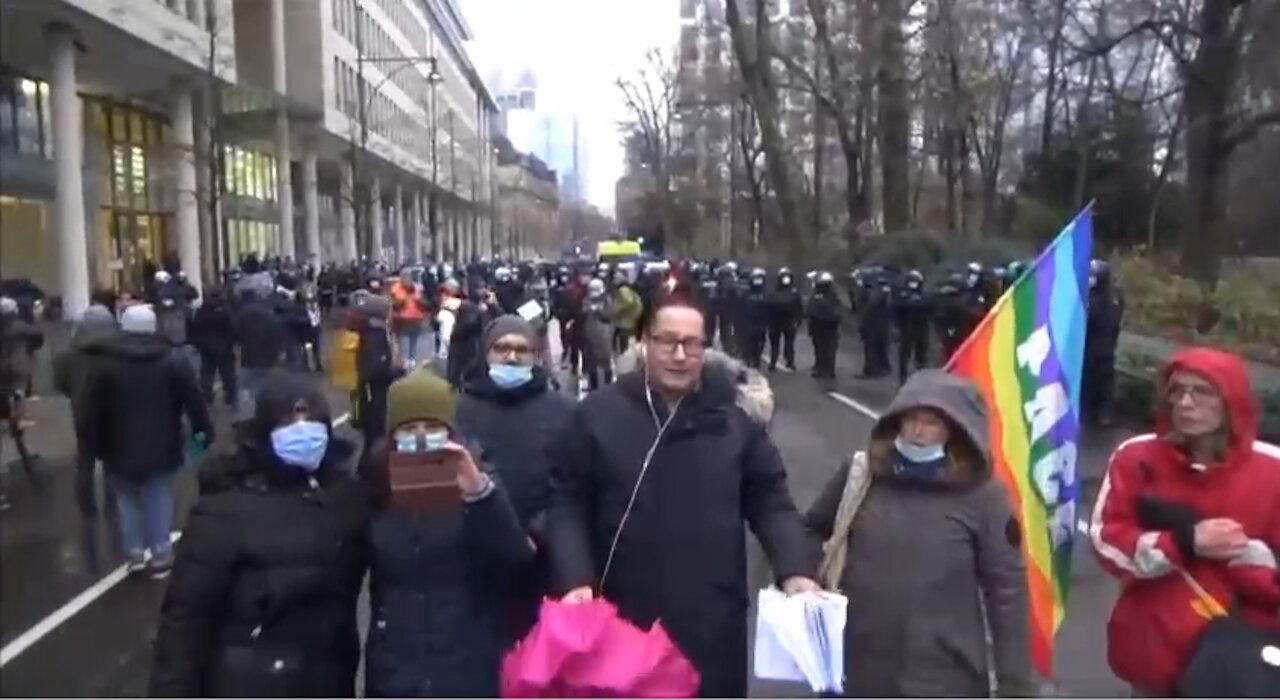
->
xmin=1 ymin=410 xmax=354 ymax=667
xmin=826 ymin=391 xmax=1091 ymax=536
xmin=0 ymin=532 xmax=182 ymax=667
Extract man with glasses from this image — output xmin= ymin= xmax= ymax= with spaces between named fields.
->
xmin=547 ymin=294 xmax=819 ymax=697
xmin=1090 ymin=347 xmax=1280 ymax=696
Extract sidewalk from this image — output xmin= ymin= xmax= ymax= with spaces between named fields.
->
xmin=1119 ymin=331 xmax=1280 ymax=391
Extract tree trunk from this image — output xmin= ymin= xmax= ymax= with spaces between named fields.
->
xmin=1072 ymin=59 xmax=1098 ymax=209
xmin=1179 ymin=0 xmax=1242 ymax=286
xmin=1040 ymin=0 xmax=1067 ymax=159
xmin=726 ymin=0 xmax=806 ymax=263
xmin=875 ymin=0 xmax=911 ymax=233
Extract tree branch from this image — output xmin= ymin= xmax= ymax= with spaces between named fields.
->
xmin=1224 ymin=106 xmax=1280 ymax=149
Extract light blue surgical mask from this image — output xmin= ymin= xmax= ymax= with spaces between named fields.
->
xmin=893 ymin=435 xmax=947 ymax=466
xmin=489 ymin=363 xmax=533 ymax=390
xmin=270 ymin=420 xmax=329 ymax=472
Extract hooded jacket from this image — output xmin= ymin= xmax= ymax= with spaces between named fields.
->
xmin=806 ymin=370 xmax=1032 ymax=697
xmin=150 ymin=371 xmax=370 ymax=698
xmin=545 ymin=350 xmax=813 ymax=697
xmin=87 ymin=332 xmax=211 ymax=482
xmin=1089 ymin=347 xmax=1280 ymax=693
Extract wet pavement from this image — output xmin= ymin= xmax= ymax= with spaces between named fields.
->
xmin=0 ymin=324 xmax=1129 ymax=697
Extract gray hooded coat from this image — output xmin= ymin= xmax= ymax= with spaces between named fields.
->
xmin=806 ymin=370 xmax=1034 ymax=697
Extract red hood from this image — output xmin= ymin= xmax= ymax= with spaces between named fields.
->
xmin=1157 ymin=347 xmax=1258 ymax=467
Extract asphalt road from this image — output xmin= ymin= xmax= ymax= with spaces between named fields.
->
xmin=0 ymin=325 xmax=1128 ymax=697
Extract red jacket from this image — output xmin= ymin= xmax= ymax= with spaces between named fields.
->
xmin=1089 ymin=347 xmax=1280 ymax=692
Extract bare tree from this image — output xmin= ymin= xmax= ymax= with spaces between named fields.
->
xmin=616 ymin=49 xmax=682 ymax=249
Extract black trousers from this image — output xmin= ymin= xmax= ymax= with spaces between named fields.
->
xmin=811 ymin=326 xmax=839 ymax=377
xmin=896 ymin=323 xmax=930 ymax=384
xmin=768 ymin=325 xmax=796 ymax=369
xmin=742 ymin=331 xmax=767 ymax=368
xmin=199 ymin=353 xmax=238 ymax=406
xmin=1082 ymin=355 xmax=1117 ymax=424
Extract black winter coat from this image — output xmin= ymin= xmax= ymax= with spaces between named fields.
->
xmin=359 ymin=438 xmax=539 ymax=698
xmin=87 ymin=333 xmax=211 ymax=482
xmin=234 ymin=299 xmax=287 ymax=370
xmin=190 ymin=299 xmax=237 ymax=358
xmin=149 ymin=438 xmax=371 ymax=698
xmin=458 ymin=369 xmax=575 ymax=637
xmin=546 ymin=367 xmax=817 ymax=697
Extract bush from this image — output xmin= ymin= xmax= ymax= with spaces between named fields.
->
xmin=854 ymin=231 xmax=1033 ymax=272
xmin=1112 ymin=252 xmax=1280 ymax=365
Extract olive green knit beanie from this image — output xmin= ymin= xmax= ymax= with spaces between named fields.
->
xmin=385 ymin=369 xmax=456 ymax=433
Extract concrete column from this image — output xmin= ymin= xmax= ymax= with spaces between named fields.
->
xmin=369 ymin=176 xmax=383 ymax=261
xmin=393 ymin=182 xmax=405 ymax=265
xmin=410 ymin=191 xmax=423 ymax=262
xmin=170 ymin=82 xmax=202 ymax=294
xmin=302 ymin=146 xmax=321 ymax=266
xmin=270 ymin=0 xmax=293 ymax=259
xmin=339 ymin=161 xmax=357 ymax=262
xmin=47 ymin=24 xmax=89 ymax=319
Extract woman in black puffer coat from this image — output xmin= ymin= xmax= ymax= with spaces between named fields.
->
xmin=149 ymin=370 xmax=371 ymax=698
xmin=360 ymin=370 xmax=540 ymax=698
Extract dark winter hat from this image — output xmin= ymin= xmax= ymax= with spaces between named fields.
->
xmin=483 ymin=314 xmax=536 ymax=351
xmin=386 ymin=370 xmax=456 ymax=433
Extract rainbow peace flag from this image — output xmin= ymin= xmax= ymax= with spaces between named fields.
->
xmin=946 ymin=207 xmax=1093 ymax=675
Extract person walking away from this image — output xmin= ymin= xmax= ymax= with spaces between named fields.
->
xmin=806 ymin=272 xmax=843 ymax=379
xmin=149 ymin=371 xmax=370 ymax=697
xmin=1083 ymin=259 xmax=1124 ymax=427
xmin=737 ymin=268 xmax=771 ymax=369
xmin=360 ymin=370 xmax=545 ymax=697
xmin=806 ymin=370 xmax=1034 ymax=696
xmin=390 ymin=270 xmax=429 ymax=368
xmin=353 ymin=295 xmax=400 ymax=458
xmin=86 ymin=305 xmax=212 ymax=577
xmin=893 ymin=269 xmax=933 ymax=385
xmin=547 ymin=294 xmax=819 ymax=697
xmin=0 ymin=295 xmax=43 ymax=506
xmin=189 ymin=285 xmax=238 ymax=408
xmin=1089 ymin=347 xmax=1280 ymax=697
xmin=766 ymin=268 xmax=803 ymax=372
xmin=611 ymin=273 xmax=643 ymax=355
xmin=233 ymin=284 xmax=287 ymax=418
xmin=153 ymin=271 xmax=195 ymax=366
xmin=579 ymin=279 xmax=615 ymax=391
xmin=457 ymin=315 xmax=576 ymax=636
xmin=54 ymin=302 xmax=118 ymax=519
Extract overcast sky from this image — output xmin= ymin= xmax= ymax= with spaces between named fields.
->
xmin=459 ymin=0 xmax=679 ymax=215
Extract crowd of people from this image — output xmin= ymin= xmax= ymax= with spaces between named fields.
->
xmin=0 ymin=244 xmax=1273 ymax=699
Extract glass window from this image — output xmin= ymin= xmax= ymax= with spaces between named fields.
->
xmin=0 ymin=77 xmax=17 ymax=152
xmin=111 ymin=109 xmax=127 ymax=141
xmin=16 ymin=79 xmax=40 ymax=154
xmin=129 ymin=112 xmax=144 ymax=144
xmin=131 ymin=146 xmax=147 ymax=209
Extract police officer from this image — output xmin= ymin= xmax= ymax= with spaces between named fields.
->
xmin=956 ymin=261 xmax=993 ymax=347
xmin=767 ymin=267 xmax=803 ymax=372
xmin=892 ymin=269 xmax=932 ymax=385
xmin=698 ymin=264 xmax=721 ymax=344
xmin=934 ymin=271 xmax=968 ymax=361
xmin=857 ymin=268 xmax=893 ymax=378
xmin=1083 ymin=259 xmax=1125 ymax=427
xmin=806 ymin=271 xmax=843 ymax=379
xmin=737 ymin=268 xmax=771 ymax=369
xmin=713 ymin=262 xmax=739 ymax=353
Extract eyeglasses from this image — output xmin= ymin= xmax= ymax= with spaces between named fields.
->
xmin=1166 ymin=383 xmax=1219 ymax=405
xmin=648 ymin=334 xmax=706 ymax=356
xmin=490 ymin=342 xmax=533 ymax=358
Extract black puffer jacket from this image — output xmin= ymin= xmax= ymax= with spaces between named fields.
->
xmin=149 ymin=372 xmax=371 ymax=698
xmin=87 ymin=332 xmax=210 ymax=482
xmin=359 ymin=437 xmax=537 ymax=698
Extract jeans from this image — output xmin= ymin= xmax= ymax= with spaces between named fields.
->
xmin=397 ymin=326 xmax=422 ymax=366
xmin=238 ymin=367 xmax=270 ymax=420
xmin=108 ymin=471 xmax=174 ymax=557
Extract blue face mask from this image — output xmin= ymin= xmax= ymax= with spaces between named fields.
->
xmin=270 ymin=420 xmax=329 ymax=472
xmin=489 ymin=363 xmax=533 ymax=390
xmin=893 ymin=436 xmax=947 ymax=469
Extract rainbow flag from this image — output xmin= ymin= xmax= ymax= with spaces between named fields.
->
xmin=946 ymin=207 xmax=1093 ymax=675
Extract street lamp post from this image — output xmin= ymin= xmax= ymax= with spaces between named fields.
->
xmin=427 ymin=61 xmax=442 ymax=261
xmin=350 ymin=19 xmax=440 ymax=262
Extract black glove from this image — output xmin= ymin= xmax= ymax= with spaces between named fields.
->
xmin=1135 ymin=494 xmax=1199 ymax=560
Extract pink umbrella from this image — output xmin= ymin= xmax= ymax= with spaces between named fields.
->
xmin=501 ymin=598 xmax=699 ymax=698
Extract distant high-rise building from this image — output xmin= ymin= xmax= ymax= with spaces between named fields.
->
xmin=486 ymin=67 xmax=588 ymax=203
